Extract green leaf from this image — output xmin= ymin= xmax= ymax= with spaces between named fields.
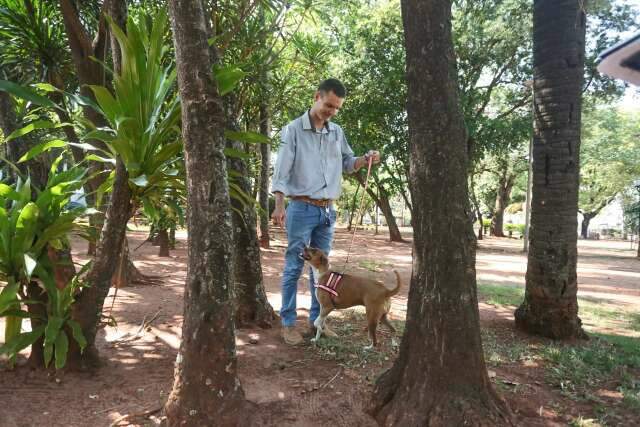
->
xmin=6 ymin=120 xmax=70 ymax=142
xmin=223 ymin=147 xmax=251 ymax=159
xmin=85 ymin=154 xmax=116 ymax=165
xmin=88 ymin=85 xmax=118 ymax=124
xmin=213 ymin=66 xmax=246 ymax=96
xmin=18 ymin=140 xmax=67 ymax=163
xmin=54 ymin=330 xmax=69 ymax=369
xmin=0 ymin=80 xmax=60 ymax=110
xmin=66 ymin=320 xmax=87 ymax=352
xmin=44 ymin=316 xmax=64 ymax=345
xmin=14 ymin=202 xmax=39 ymax=258
xmin=0 ymin=281 xmax=19 ymax=314
xmin=44 ymin=342 xmax=53 ymax=367
xmin=224 ymin=130 xmax=270 ymax=144
xmin=0 ymin=183 xmax=20 ymax=201
xmin=0 ymin=325 xmax=46 ymax=358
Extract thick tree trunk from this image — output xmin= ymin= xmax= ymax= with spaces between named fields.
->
xmin=258 ymin=101 xmax=271 ymax=249
xmin=157 ymin=229 xmax=171 ymax=257
xmin=67 ymin=159 xmax=131 ymax=369
xmin=368 ymin=1 xmax=512 ymax=425
xmin=515 ymin=0 xmax=587 ymax=340
xmin=166 ymin=1 xmax=250 ymax=424
xmin=226 ymin=98 xmax=276 ymax=329
xmin=490 ymin=171 xmax=515 ymax=238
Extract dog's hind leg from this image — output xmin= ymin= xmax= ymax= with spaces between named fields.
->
xmin=364 ymin=310 xmax=380 ymax=350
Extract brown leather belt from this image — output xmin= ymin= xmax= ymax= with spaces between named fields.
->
xmin=290 ymin=195 xmax=332 ymax=208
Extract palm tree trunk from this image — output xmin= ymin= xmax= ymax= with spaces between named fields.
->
xmin=258 ymin=99 xmax=271 ymax=249
xmin=368 ymin=0 xmax=512 ymax=424
xmin=515 ymin=0 xmax=587 ymax=340
xmin=226 ymin=96 xmax=276 ymax=329
xmin=165 ymin=1 xmax=250 ymax=423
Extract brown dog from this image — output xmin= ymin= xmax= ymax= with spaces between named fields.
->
xmin=302 ymin=246 xmax=402 ymax=348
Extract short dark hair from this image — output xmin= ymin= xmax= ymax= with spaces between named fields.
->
xmin=318 ymin=78 xmax=346 ymax=98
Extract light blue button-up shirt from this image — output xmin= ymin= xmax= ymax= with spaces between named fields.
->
xmin=271 ymin=110 xmax=357 ymax=200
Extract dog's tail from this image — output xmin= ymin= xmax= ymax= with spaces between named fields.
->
xmin=387 ymin=270 xmax=402 ymax=297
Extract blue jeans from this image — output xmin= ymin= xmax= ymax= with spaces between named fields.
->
xmin=280 ymin=200 xmax=336 ymax=327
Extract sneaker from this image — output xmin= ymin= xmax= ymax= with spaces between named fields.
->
xmin=282 ymin=326 xmax=303 ymax=345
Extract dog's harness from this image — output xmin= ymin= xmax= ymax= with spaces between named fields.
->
xmin=315 ymin=272 xmax=343 ymax=299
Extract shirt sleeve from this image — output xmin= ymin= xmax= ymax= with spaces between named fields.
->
xmin=270 ymin=124 xmax=296 ymax=195
xmin=340 ymin=129 xmax=357 ymax=174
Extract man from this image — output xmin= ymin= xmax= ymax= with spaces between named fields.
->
xmin=271 ymin=78 xmax=380 ymax=345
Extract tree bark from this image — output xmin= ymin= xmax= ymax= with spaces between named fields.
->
xmin=490 ymin=170 xmax=515 ymax=238
xmin=515 ymin=0 xmax=587 ymax=340
xmin=0 ymin=91 xmax=49 ymax=188
xmin=226 ymin=97 xmax=276 ymax=329
xmin=368 ymin=1 xmax=512 ymax=425
xmin=580 ymin=212 xmax=595 ymax=239
xmin=355 ymin=174 xmax=405 ymax=242
xmin=258 ymin=100 xmax=271 ymax=249
xmin=166 ymin=0 xmax=250 ymax=424
xmin=157 ymin=229 xmax=171 ymax=257
xmin=67 ymin=158 xmax=131 ymax=369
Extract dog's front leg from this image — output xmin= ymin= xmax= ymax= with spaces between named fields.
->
xmin=311 ymin=315 xmax=324 ymax=343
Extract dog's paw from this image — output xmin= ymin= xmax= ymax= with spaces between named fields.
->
xmin=363 ymin=344 xmax=374 ymax=351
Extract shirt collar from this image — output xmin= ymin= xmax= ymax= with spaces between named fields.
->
xmin=302 ymin=109 xmax=334 ymax=133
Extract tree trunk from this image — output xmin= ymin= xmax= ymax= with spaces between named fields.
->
xmin=258 ymin=100 xmax=271 ymax=249
xmin=67 ymin=158 xmax=131 ymax=369
xmin=25 ymin=282 xmax=47 ymax=368
xmin=157 ymin=229 xmax=171 ymax=257
xmin=0 ymin=91 xmax=49 ymax=187
xmin=165 ymin=1 xmax=250 ymax=424
xmin=580 ymin=212 xmax=595 ymax=239
xmin=355 ymin=174 xmax=405 ymax=242
xmin=226 ymin=97 xmax=276 ymax=329
xmin=490 ymin=170 xmax=515 ymax=238
xmin=515 ymin=0 xmax=587 ymax=340
xmin=368 ymin=1 xmax=512 ymax=425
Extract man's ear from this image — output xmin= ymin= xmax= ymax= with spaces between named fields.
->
xmin=314 ymin=91 xmax=321 ymax=101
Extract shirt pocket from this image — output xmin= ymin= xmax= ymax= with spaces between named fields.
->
xmin=326 ymin=134 xmax=342 ymax=160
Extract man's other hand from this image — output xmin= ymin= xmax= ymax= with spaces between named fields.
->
xmin=272 ymin=205 xmax=286 ymax=227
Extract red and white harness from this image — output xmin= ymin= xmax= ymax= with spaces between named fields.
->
xmin=315 ymin=272 xmax=343 ymax=299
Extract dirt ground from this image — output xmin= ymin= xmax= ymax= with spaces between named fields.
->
xmin=1 ymin=227 xmax=639 ymax=426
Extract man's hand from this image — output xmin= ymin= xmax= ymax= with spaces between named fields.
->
xmin=271 ymin=192 xmax=286 ymax=227
xmin=365 ymin=150 xmax=381 ymax=165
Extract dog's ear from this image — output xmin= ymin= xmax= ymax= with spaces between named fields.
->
xmin=320 ymin=252 xmax=328 ymax=265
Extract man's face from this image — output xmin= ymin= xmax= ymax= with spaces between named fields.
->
xmin=312 ymin=90 xmax=344 ymax=122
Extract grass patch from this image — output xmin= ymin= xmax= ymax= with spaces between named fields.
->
xmin=312 ymin=309 xmax=402 ymax=370
xmin=477 ymin=283 xmax=640 ymax=332
xmin=630 ymin=313 xmax=640 ymax=332
xmin=477 ymin=283 xmax=523 ymax=306
xmin=539 ymin=334 xmax=640 ymax=414
xmin=481 ymin=329 xmax=535 ymax=366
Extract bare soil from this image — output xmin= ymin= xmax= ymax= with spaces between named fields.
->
xmin=1 ymin=227 xmax=639 ymax=426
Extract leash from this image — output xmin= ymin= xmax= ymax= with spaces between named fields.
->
xmin=342 ymin=154 xmax=374 ymax=273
